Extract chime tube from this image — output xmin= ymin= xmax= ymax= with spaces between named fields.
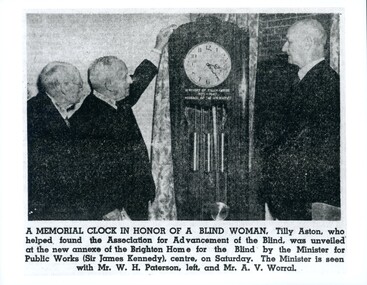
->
xmin=221 ymin=133 xmax=225 ymax=172
xmin=207 ymin=133 xmax=211 ymax=172
xmin=212 ymin=106 xmax=220 ymax=200
xmin=193 ymin=132 xmax=197 ymax=171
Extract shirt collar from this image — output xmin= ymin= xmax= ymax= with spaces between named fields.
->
xmin=94 ymin=91 xmax=117 ymax=110
xmin=46 ymin=93 xmax=83 ymax=120
xmin=298 ymin=57 xmax=325 ymax=81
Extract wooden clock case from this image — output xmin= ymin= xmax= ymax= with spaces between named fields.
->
xmin=168 ymin=16 xmax=251 ymax=220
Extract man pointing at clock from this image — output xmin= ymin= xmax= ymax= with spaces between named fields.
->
xmin=71 ymin=24 xmax=176 ymax=220
xmin=261 ymin=19 xmax=340 ymax=220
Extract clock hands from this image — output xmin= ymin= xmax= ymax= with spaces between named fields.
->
xmin=206 ymin=63 xmax=223 ymax=70
xmin=207 ymin=63 xmax=223 ymax=70
xmin=206 ymin=63 xmax=220 ymax=81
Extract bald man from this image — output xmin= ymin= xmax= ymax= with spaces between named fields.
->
xmin=28 ymin=62 xmax=85 ymax=220
xmin=262 ymin=19 xmax=340 ymax=220
xmin=71 ymin=25 xmax=175 ymax=220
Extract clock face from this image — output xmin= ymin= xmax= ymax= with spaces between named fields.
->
xmin=184 ymin=41 xmax=232 ymax=88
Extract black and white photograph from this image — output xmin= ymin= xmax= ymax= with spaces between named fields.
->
xmin=0 ymin=1 xmax=366 ymax=285
xmin=27 ymin=12 xmax=341 ymax=221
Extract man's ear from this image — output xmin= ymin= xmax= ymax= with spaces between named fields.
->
xmin=104 ymin=78 xmax=115 ymax=93
xmin=59 ymin=82 xmax=69 ymax=96
xmin=304 ymin=36 xmax=314 ymax=50
xmin=50 ymin=80 xmax=65 ymax=96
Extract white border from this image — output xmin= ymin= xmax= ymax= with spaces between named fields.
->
xmin=1 ymin=1 xmax=366 ymax=285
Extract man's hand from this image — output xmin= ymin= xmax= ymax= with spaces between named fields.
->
xmin=154 ymin=24 xmax=177 ymax=52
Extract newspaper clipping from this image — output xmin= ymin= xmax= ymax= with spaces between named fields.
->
xmin=22 ymin=9 xmax=347 ymax=281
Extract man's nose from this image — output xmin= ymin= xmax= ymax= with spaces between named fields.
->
xmin=282 ymin=42 xmax=288 ymax=53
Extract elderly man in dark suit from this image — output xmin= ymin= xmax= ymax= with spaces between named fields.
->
xmin=261 ymin=19 xmax=340 ymax=220
xmin=71 ymin=25 xmax=176 ymax=220
xmin=28 ymin=62 xmax=85 ymax=220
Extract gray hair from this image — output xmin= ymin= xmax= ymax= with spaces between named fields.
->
xmin=291 ymin=19 xmax=327 ymax=47
xmin=88 ymin=56 xmax=127 ymax=93
xmin=39 ymin=61 xmax=83 ymax=97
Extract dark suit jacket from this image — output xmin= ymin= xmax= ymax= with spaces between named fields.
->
xmin=260 ymin=60 xmax=340 ymax=220
xmin=27 ymin=93 xmax=85 ymax=220
xmin=70 ymin=59 xmax=158 ymax=220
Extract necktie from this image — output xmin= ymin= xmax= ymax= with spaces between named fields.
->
xmin=66 ymin=104 xmax=76 ymax=112
xmin=64 ymin=118 xmax=70 ymax=127
xmin=116 ymin=100 xmax=127 ymax=111
xmin=292 ymin=76 xmax=300 ymax=87
xmin=64 ymin=104 xmax=76 ymax=127
xmin=290 ymin=76 xmax=301 ymax=93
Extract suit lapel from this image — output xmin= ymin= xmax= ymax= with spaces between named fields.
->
xmin=38 ymin=93 xmax=71 ymax=133
xmin=298 ymin=60 xmax=326 ymax=88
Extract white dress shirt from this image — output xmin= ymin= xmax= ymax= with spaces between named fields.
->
xmin=46 ymin=93 xmax=84 ymax=120
xmin=94 ymin=91 xmax=118 ymax=109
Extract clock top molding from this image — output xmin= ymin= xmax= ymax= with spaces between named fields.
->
xmin=168 ymin=15 xmax=248 ymax=105
xmin=169 ymin=15 xmax=246 ymax=58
